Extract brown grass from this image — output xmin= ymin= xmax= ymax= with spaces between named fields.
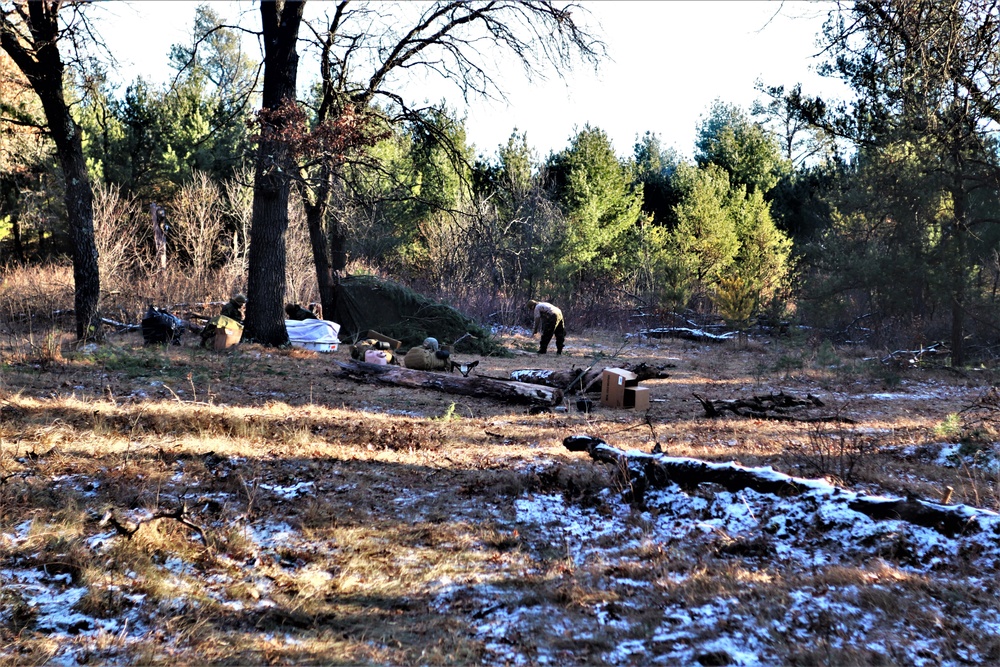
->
xmin=1 ymin=271 xmax=999 ymax=664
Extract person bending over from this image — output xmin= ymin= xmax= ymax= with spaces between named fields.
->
xmin=528 ymin=299 xmax=565 ymax=355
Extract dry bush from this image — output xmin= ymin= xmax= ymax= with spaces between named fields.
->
xmin=91 ymin=182 xmax=146 ymax=292
xmin=418 ymin=212 xmax=475 ymax=293
xmin=285 ymin=198 xmax=318 ymax=306
xmin=0 ymin=262 xmax=74 ymax=360
xmin=221 ymin=165 xmax=254 ymax=282
xmin=169 ymin=171 xmax=225 ymax=281
xmin=781 ymin=424 xmax=878 ymax=485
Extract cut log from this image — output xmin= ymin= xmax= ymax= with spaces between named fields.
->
xmin=692 ymin=392 xmax=855 ymax=424
xmin=563 ymin=435 xmax=995 ymax=537
xmin=332 ymin=360 xmax=562 ymax=406
xmin=510 ymin=362 xmax=670 ymax=394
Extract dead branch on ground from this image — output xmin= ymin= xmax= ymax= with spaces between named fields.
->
xmin=692 ymin=392 xmax=855 ymax=424
xmin=100 ymin=504 xmax=210 ymax=546
xmin=510 ymin=362 xmax=671 ymax=394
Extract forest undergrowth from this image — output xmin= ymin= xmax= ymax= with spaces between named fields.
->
xmin=1 ymin=264 xmax=1000 ymax=665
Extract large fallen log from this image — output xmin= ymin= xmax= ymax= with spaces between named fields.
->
xmin=563 ymin=435 xmax=996 ymax=537
xmin=510 ymin=362 xmax=670 ymax=394
xmin=692 ymin=391 xmax=856 ymax=424
xmin=331 ymin=360 xmax=562 ymax=406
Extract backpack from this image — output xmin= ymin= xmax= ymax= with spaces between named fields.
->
xmin=141 ymin=306 xmax=184 ymax=346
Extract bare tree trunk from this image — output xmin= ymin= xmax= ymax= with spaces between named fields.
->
xmin=244 ymin=0 xmax=305 ymax=346
xmin=152 ymin=203 xmax=167 ymax=270
xmin=57 ymin=123 xmax=101 ymax=340
xmin=10 ymin=207 xmax=24 ymax=263
xmin=304 ymin=201 xmax=338 ymax=321
xmin=299 ymin=162 xmax=341 ymax=324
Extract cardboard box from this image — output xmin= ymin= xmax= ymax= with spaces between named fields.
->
xmin=213 ymin=315 xmax=243 ymax=350
xmin=600 ymin=368 xmax=650 ymax=409
xmin=625 ymin=386 xmax=650 ymax=410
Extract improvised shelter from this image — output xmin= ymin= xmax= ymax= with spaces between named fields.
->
xmin=330 ymin=275 xmax=505 ymax=356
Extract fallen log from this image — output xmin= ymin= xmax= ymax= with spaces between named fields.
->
xmin=332 ymin=360 xmax=562 ymax=406
xmin=563 ymin=435 xmax=995 ymax=537
xmin=101 ymin=317 xmax=141 ymax=333
xmin=510 ymin=362 xmax=670 ymax=394
xmin=633 ymin=327 xmax=736 ymax=343
xmin=692 ymin=391 xmax=855 ymax=424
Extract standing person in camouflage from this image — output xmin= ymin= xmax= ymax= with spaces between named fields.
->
xmin=528 ymin=299 xmax=565 ymax=355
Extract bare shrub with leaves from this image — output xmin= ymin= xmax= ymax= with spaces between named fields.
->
xmin=781 ymin=424 xmax=877 ymax=485
xmin=169 ymin=171 xmax=225 ymax=281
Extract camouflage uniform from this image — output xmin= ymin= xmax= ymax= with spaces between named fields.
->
xmin=201 ymin=294 xmax=246 ymax=348
xmin=403 ymin=338 xmax=450 ymax=371
xmin=528 ymin=300 xmax=565 ymax=355
xmin=220 ymin=294 xmax=247 ymax=322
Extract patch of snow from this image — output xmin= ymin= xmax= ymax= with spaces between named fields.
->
xmin=259 ymin=481 xmax=315 ymax=499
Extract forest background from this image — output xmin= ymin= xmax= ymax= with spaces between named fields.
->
xmin=2 ymin=0 xmax=1000 ymax=365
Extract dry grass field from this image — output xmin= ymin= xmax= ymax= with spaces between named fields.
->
xmin=2 ymin=300 xmax=1000 ymax=665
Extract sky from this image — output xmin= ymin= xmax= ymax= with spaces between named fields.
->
xmin=95 ymin=1 xmax=850 ymax=161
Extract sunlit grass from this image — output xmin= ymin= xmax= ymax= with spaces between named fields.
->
xmin=0 ymin=281 xmax=997 ymax=664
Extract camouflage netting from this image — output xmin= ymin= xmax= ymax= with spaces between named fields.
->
xmin=331 ymin=275 xmax=507 ymax=356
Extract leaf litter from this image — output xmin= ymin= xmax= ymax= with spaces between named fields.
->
xmin=2 ymin=330 xmax=1000 ymax=664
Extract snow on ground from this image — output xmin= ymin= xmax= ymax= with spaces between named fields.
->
xmin=831 ymin=378 xmax=984 ymax=403
xmin=436 ymin=474 xmax=1000 ymax=666
xmin=5 ymin=450 xmax=1000 ymax=664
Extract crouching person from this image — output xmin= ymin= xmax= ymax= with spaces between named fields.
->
xmin=201 ymin=293 xmax=246 ymax=348
xmin=528 ymin=299 xmax=565 ymax=355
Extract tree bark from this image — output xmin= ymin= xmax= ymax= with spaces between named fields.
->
xmin=0 ymin=3 xmax=101 ymax=340
xmin=299 ymin=163 xmax=344 ymax=325
xmin=564 ymin=435 xmax=994 ymax=537
xmin=332 ymin=359 xmax=563 ymax=406
xmin=244 ymin=0 xmax=305 ymax=346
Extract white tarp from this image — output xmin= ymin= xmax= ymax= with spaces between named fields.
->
xmin=285 ymin=319 xmax=340 ymax=345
